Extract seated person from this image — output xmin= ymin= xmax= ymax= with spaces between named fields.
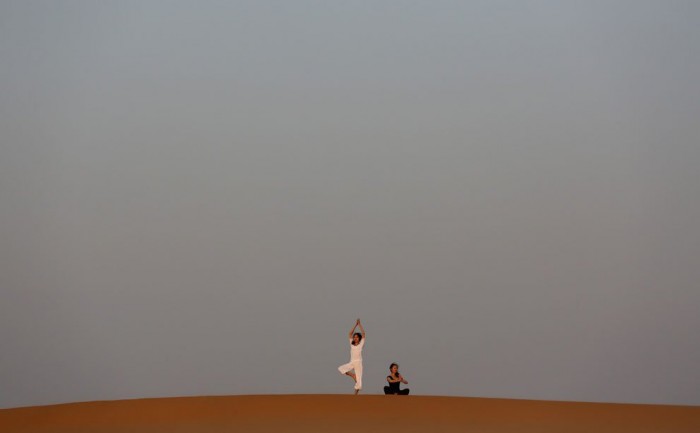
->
xmin=383 ymin=363 xmax=409 ymax=395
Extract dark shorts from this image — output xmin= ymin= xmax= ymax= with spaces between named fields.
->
xmin=384 ymin=386 xmax=409 ymax=395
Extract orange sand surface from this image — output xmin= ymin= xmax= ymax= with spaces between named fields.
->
xmin=1 ymin=394 xmax=699 ymax=433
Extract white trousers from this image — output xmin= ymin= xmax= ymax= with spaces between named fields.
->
xmin=338 ymin=360 xmax=363 ymax=390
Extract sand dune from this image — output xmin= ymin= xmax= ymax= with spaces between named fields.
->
xmin=1 ymin=394 xmax=698 ymax=433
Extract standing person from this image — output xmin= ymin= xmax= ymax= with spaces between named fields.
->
xmin=338 ymin=318 xmax=365 ymax=395
xmin=383 ymin=363 xmax=409 ymax=395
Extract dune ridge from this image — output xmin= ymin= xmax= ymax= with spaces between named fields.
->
xmin=1 ymin=394 xmax=699 ymax=433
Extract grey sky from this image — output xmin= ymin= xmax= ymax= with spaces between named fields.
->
xmin=1 ymin=1 xmax=699 ymax=408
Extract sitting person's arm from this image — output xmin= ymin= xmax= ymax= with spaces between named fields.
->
xmin=387 ymin=375 xmax=401 ymax=383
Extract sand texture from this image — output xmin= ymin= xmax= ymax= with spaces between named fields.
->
xmin=1 ymin=394 xmax=699 ymax=433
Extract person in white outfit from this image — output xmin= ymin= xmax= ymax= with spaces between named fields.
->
xmin=338 ymin=318 xmax=365 ymax=395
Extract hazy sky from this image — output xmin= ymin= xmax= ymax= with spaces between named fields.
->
xmin=1 ymin=1 xmax=699 ymax=408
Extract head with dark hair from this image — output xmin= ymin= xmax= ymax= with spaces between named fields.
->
xmin=389 ymin=363 xmax=399 ymax=376
xmin=352 ymin=333 xmax=363 ymax=345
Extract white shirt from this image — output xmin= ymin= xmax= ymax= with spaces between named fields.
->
xmin=350 ymin=337 xmax=365 ymax=361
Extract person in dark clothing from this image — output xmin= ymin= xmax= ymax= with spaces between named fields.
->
xmin=383 ymin=363 xmax=409 ymax=395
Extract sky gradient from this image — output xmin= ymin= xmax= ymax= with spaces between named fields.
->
xmin=1 ymin=0 xmax=699 ymax=408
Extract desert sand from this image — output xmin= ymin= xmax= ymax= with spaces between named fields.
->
xmin=1 ymin=394 xmax=699 ymax=433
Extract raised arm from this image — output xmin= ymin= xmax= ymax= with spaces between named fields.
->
xmin=357 ymin=318 xmax=365 ymax=339
xmin=348 ymin=319 xmax=359 ymax=339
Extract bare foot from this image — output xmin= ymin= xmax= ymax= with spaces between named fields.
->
xmin=345 ymin=372 xmax=357 ymax=382
xmin=354 ymin=389 xmax=360 ymax=395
